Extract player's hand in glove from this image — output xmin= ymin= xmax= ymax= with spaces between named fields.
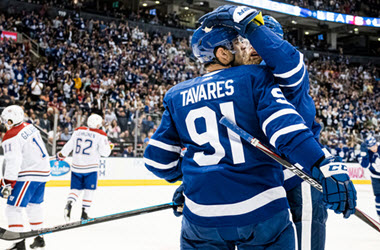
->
xmin=360 ymin=142 xmax=368 ymax=156
xmin=56 ymin=151 xmax=66 ymax=161
xmin=0 ymin=179 xmax=16 ymax=199
xmin=312 ymin=156 xmax=357 ymax=218
xmin=199 ymin=5 xmax=264 ymax=37
xmin=172 ymin=184 xmax=185 ymax=217
xmin=110 ymin=143 xmax=115 ymax=150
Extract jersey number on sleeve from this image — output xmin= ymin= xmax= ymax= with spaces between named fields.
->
xmin=3 ymin=143 xmax=11 ymax=153
xmin=185 ymin=101 xmax=245 ymax=166
xmin=75 ymin=138 xmax=93 ymax=155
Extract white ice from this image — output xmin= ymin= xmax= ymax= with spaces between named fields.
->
xmin=0 ymin=184 xmax=378 ymax=249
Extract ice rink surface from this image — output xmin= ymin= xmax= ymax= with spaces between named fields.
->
xmin=0 ymin=184 xmax=379 ymax=249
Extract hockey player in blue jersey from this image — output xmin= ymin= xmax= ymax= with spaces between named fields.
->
xmin=202 ymin=13 xmax=329 ymax=250
xmin=360 ymin=136 xmax=380 ymax=221
xmin=144 ymin=11 xmax=356 ymax=249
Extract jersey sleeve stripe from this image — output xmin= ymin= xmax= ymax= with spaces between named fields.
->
xmin=269 ymin=124 xmax=308 ymax=147
xmin=148 ymin=139 xmax=182 ymax=153
xmin=278 ymin=66 xmax=306 ymax=88
xmin=144 ymin=158 xmax=179 ymax=170
xmin=273 ymin=53 xmax=304 ymax=79
xmin=262 ymin=109 xmax=301 ymax=136
xmin=284 ymin=169 xmax=295 ymax=181
xmin=184 ymin=186 xmax=286 ymax=217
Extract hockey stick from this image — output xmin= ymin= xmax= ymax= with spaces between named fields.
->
xmin=219 ymin=116 xmax=380 ymax=233
xmin=0 ymin=202 xmax=174 ymax=241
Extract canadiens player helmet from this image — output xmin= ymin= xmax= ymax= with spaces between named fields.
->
xmin=87 ymin=114 xmax=103 ymax=129
xmin=1 ymin=105 xmax=24 ymax=126
xmin=263 ymin=15 xmax=284 ymax=39
xmin=191 ymin=26 xmax=238 ymax=64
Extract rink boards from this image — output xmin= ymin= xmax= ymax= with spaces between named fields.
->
xmin=0 ymin=157 xmax=372 ymax=186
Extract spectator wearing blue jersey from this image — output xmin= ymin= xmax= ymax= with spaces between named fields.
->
xmin=359 ymin=136 xmax=380 ymax=222
xmin=13 ymin=65 xmax=25 ymax=86
xmin=144 ymin=7 xmax=356 ymax=249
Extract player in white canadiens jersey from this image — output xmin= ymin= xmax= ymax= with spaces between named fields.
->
xmin=57 ymin=114 xmax=112 ymax=221
xmin=0 ymin=105 xmax=50 ymax=250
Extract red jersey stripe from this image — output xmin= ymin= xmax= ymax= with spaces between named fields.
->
xmin=2 ymin=123 xmax=29 ymax=142
xmin=15 ymin=181 xmax=30 ymax=207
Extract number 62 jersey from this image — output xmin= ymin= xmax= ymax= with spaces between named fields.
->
xmin=144 ymin=65 xmax=325 ymax=228
xmin=60 ymin=127 xmax=111 ymax=173
xmin=2 ymin=123 xmax=50 ymax=182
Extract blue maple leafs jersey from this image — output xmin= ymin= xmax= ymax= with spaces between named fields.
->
xmin=249 ymin=26 xmax=323 ymax=191
xmin=144 ymin=64 xmax=324 ymax=227
xmin=360 ymin=144 xmax=380 ymax=178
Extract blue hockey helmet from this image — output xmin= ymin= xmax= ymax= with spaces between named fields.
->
xmin=191 ymin=26 xmax=239 ymax=64
xmin=263 ymin=15 xmax=284 ymax=39
xmin=365 ymin=136 xmax=377 ymax=147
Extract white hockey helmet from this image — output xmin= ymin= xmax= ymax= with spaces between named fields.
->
xmin=87 ymin=114 xmax=103 ymax=129
xmin=1 ymin=105 xmax=24 ymax=127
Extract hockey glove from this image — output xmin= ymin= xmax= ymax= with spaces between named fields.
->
xmin=56 ymin=151 xmax=66 ymax=161
xmin=373 ymin=157 xmax=380 ymax=173
xmin=110 ymin=143 xmax=115 ymax=151
xmin=199 ymin=5 xmax=264 ymax=37
xmin=312 ymin=157 xmax=357 ymax=218
xmin=172 ymin=184 xmax=185 ymax=217
xmin=360 ymin=143 xmax=368 ymax=155
xmin=0 ymin=179 xmax=16 ymax=199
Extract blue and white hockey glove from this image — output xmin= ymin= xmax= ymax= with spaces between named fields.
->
xmin=199 ymin=5 xmax=264 ymax=37
xmin=172 ymin=184 xmax=185 ymax=217
xmin=312 ymin=157 xmax=357 ymax=218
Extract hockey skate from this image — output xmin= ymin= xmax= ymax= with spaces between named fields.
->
xmin=7 ymin=239 xmax=26 ymax=250
xmin=30 ymin=236 xmax=45 ymax=249
xmin=64 ymin=201 xmax=73 ymax=222
xmin=81 ymin=207 xmax=89 ymax=220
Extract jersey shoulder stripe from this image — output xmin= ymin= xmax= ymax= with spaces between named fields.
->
xmin=89 ymin=128 xmax=107 ymax=136
xmin=75 ymin=126 xmax=88 ymax=131
xmin=75 ymin=126 xmax=107 ymax=136
xmin=3 ymin=122 xmax=30 ymax=142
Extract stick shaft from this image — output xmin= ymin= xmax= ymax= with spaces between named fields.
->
xmin=0 ymin=202 xmax=174 ymax=241
xmin=219 ymin=116 xmax=380 ymax=233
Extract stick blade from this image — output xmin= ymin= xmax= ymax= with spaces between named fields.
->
xmin=0 ymin=227 xmax=22 ymax=241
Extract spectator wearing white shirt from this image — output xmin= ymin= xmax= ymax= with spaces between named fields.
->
xmin=31 ymin=78 xmax=43 ymax=102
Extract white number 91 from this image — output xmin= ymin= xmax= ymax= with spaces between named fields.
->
xmin=185 ymin=102 xmax=245 ymax=166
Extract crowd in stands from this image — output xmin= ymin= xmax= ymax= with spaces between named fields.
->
xmin=0 ymin=7 xmax=379 ymax=160
xmin=308 ymin=57 xmax=380 ymax=161
xmin=17 ymin=0 xmax=380 ymax=19
xmin=277 ymin=0 xmax=380 ymax=18
xmin=15 ymin=0 xmax=185 ymax=29
xmin=0 ymin=9 xmax=199 ymax=156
